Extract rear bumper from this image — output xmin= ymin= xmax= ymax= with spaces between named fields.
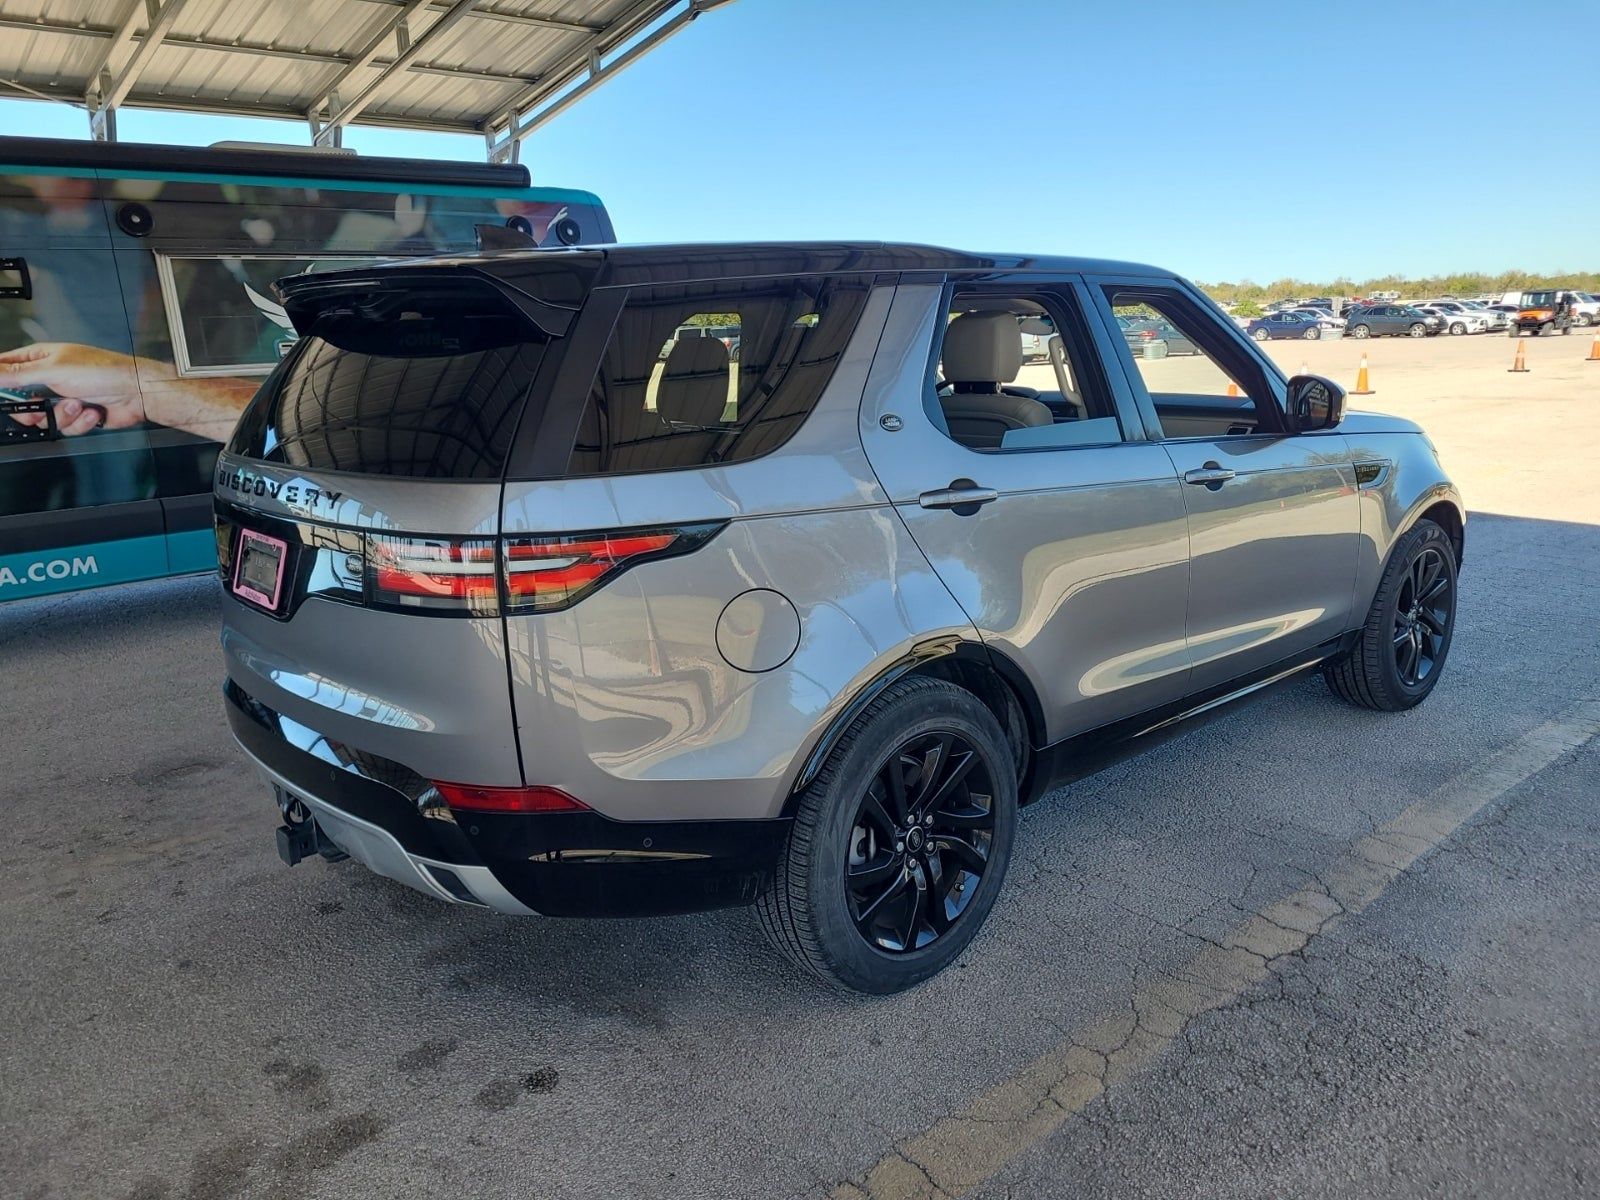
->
xmin=225 ymin=679 xmax=788 ymax=918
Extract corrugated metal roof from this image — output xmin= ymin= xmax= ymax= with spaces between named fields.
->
xmin=0 ymin=0 xmax=726 ymax=152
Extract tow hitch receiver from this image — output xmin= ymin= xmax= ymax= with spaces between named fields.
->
xmin=273 ymin=787 xmax=349 ymax=866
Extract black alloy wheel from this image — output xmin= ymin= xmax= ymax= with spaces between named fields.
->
xmin=845 ymin=731 xmax=995 ymax=953
xmin=1392 ymin=546 xmax=1452 ymax=688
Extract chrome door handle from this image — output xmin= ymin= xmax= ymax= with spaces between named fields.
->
xmin=918 ymin=483 xmax=998 ymax=511
xmin=1183 ymin=466 xmax=1237 ymax=487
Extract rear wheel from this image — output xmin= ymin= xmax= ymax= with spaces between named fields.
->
xmin=1253 ymin=327 xmax=1270 ymax=342
xmin=756 ymin=677 xmax=1017 ymax=993
xmin=1325 ymin=519 xmax=1457 ymax=711
xmin=1303 ymin=326 xmax=1320 ymax=340
xmin=1352 ymin=323 xmax=1371 ymax=339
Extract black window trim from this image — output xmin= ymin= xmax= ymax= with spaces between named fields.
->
xmin=920 ymin=272 xmax=1147 ymax=455
xmin=1085 ymin=275 xmax=1290 ymax=443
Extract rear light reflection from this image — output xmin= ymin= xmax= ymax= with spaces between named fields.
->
xmin=434 ymin=782 xmax=589 ymax=814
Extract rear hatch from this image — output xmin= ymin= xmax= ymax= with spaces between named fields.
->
xmin=215 ymin=254 xmax=600 ymax=788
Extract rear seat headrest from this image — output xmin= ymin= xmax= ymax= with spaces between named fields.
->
xmin=943 ymin=312 xmax=1024 ymax=387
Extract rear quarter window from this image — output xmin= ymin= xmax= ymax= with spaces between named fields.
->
xmin=564 ymin=274 xmax=872 ymax=477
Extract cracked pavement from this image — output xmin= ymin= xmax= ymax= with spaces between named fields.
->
xmin=3 ymin=368 xmax=1599 ymax=1197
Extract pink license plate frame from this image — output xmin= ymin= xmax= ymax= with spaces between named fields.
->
xmin=233 ymin=527 xmax=289 ymax=611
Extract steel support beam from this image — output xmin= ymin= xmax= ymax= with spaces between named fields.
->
xmin=486 ymin=0 xmax=731 ymax=162
xmin=89 ymin=0 xmax=190 ymax=141
xmin=306 ymin=0 xmax=432 ymax=122
xmin=349 ymin=0 xmax=602 ymax=35
xmin=313 ymin=0 xmax=480 ymax=146
xmin=0 ymin=16 xmax=536 ymax=87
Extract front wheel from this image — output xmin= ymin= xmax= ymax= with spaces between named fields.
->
xmin=1352 ymin=323 xmax=1371 ymax=339
xmin=1325 ymin=519 xmax=1457 ymax=711
xmin=1408 ymin=323 xmax=1427 ymax=338
xmin=756 ymin=676 xmax=1018 ymax=993
xmin=1538 ymin=323 xmax=1552 ymax=336
xmin=1303 ymin=326 xmax=1321 ymax=340
xmin=1449 ymin=322 xmax=1466 ymax=335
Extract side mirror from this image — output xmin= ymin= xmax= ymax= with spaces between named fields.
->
xmin=1286 ymin=373 xmax=1345 ymax=432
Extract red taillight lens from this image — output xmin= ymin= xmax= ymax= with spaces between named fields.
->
xmin=434 ymin=782 xmax=589 ymax=814
xmin=1140 ymin=329 xmax=1155 ymax=340
xmin=368 ymin=535 xmax=499 ymax=612
xmin=501 ymin=523 xmax=722 ymax=614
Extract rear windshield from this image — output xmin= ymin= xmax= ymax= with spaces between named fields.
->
xmin=227 ymin=287 xmax=546 ymax=479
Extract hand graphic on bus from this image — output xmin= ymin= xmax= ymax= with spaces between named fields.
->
xmin=0 ymin=343 xmax=144 ymax=435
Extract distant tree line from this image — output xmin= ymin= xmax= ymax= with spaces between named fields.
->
xmin=1199 ymin=270 xmax=1600 ymax=314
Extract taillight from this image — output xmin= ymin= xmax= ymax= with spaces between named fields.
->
xmin=501 ymin=523 xmax=722 ymax=614
xmin=1140 ymin=328 xmax=1155 ymax=340
xmin=434 ymin=781 xmax=589 ymax=813
xmin=367 ymin=535 xmax=499 ymax=614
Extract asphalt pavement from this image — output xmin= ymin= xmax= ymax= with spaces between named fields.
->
xmin=3 ymin=345 xmax=1599 ymax=1198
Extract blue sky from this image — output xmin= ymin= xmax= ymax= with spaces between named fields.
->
xmin=4 ymin=0 xmax=1596 ymax=282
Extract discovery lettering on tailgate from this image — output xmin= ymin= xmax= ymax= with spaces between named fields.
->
xmin=217 ymin=466 xmax=343 ymax=512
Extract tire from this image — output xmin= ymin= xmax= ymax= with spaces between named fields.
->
xmin=1253 ymin=328 xmax=1270 ymax=342
xmin=1325 ymin=519 xmax=1458 ymax=712
xmin=756 ymin=676 xmax=1018 ymax=993
xmin=1408 ymin=323 xmax=1427 ymax=338
xmin=1352 ymin=324 xmax=1370 ymax=339
xmin=1449 ymin=322 xmax=1466 ymax=336
xmin=1538 ymin=323 xmax=1552 ymax=336
xmin=1577 ymin=312 xmax=1593 ymax=327
xmin=1303 ymin=326 xmax=1320 ymax=340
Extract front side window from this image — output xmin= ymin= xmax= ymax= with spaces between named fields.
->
xmin=1103 ymin=286 xmax=1281 ymax=439
xmin=565 ymin=275 xmax=870 ymax=477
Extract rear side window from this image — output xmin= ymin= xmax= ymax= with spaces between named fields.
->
xmin=228 ymin=283 xmax=546 ymax=479
xmin=565 ymin=274 xmax=871 ymax=477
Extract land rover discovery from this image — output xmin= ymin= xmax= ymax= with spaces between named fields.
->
xmin=217 ymin=243 xmax=1463 ymax=993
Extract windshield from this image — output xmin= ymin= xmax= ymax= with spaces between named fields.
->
xmin=1521 ymin=291 xmax=1557 ymax=307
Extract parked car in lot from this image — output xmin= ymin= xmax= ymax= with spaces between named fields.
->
xmin=1347 ymin=304 xmax=1443 ymax=338
xmin=215 ymin=242 xmax=1464 ymax=992
xmin=1288 ymin=306 xmax=1346 ymax=330
xmin=1452 ymin=300 xmax=1510 ymax=331
xmin=1569 ymin=292 xmax=1600 ymax=327
xmin=1415 ymin=303 xmax=1489 ymax=335
xmin=1246 ymin=311 xmax=1328 ymax=340
xmin=1512 ymin=290 xmax=1576 ymax=336
xmin=1117 ymin=314 xmax=1200 ymax=356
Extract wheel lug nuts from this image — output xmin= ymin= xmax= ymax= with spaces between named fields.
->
xmin=924 ymin=815 xmax=933 ymax=826
xmin=895 ymin=841 xmax=904 ymax=852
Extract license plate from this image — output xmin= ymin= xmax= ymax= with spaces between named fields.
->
xmin=233 ymin=528 xmax=289 ymax=611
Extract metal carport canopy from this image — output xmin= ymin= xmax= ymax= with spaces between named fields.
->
xmin=0 ymin=0 xmax=731 ymax=159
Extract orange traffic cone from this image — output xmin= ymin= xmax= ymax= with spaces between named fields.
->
xmin=1226 ymin=381 xmax=1240 ymax=397
xmin=1587 ymin=331 xmax=1600 ymax=362
xmin=1508 ymin=340 xmax=1529 ymax=373
xmin=1351 ymin=354 xmax=1374 ymax=395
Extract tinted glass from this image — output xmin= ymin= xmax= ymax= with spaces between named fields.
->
xmin=228 ymin=284 xmax=546 ymax=479
xmin=565 ymin=275 xmax=871 ymax=477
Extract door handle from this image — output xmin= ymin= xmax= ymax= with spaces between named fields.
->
xmin=918 ymin=481 xmax=998 ymax=512
xmin=1183 ymin=465 xmax=1237 ymax=488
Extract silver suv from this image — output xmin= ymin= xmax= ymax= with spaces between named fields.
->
xmin=216 ymin=244 xmax=1464 ymax=993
